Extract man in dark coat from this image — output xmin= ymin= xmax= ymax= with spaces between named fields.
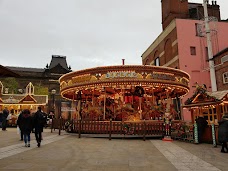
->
xmin=17 ymin=111 xmax=24 ymax=141
xmin=2 ymin=107 xmax=9 ymax=131
xmin=20 ymin=109 xmax=33 ymax=147
xmin=218 ymin=113 xmax=228 ymax=153
xmin=195 ymin=115 xmax=208 ymax=143
xmin=33 ymin=107 xmax=46 ymax=147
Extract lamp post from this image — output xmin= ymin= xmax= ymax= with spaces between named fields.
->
xmin=51 ymin=89 xmax=56 ymax=112
xmin=202 ymin=0 xmax=217 ymax=91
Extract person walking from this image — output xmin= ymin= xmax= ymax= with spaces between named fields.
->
xmin=33 ymin=107 xmax=46 ymax=147
xmin=218 ymin=113 xmax=228 ymax=153
xmin=17 ymin=111 xmax=24 ymax=141
xmin=20 ymin=109 xmax=33 ymax=147
xmin=2 ymin=107 xmax=9 ymax=131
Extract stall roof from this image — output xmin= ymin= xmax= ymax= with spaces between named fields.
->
xmin=0 ymin=94 xmax=48 ymax=105
xmin=183 ymin=87 xmax=228 ymax=108
xmin=207 ymin=90 xmax=228 ymax=100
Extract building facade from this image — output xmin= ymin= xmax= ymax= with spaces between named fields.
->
xmin=142 ymin=0 xmax=228 ymax=121
xmin=0 ymin=55 xmax=72 ymax=114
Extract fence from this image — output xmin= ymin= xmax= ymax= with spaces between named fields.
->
xmin=51 ymin=119 xmax=164 ymax=140
xmin=171 ymin=121 xmax=195 ymax=143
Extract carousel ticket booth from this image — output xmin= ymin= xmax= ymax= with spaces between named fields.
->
xmin=0 ymin=82 xmax=48 ymax=126
xmin=183 ymin=85 xmax=228 ymax=143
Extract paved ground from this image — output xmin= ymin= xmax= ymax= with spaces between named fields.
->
xmin=0 ymin=128 xmax=227 ymax=171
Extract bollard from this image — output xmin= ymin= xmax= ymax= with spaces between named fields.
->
xmin=194 ymin=122 xmax=199 ymax=144
xmin=143 ymin=120 xmax=146 ymax=141
xmin=109 ymin=119 xmax=112 ymax=140
xmin=78 ymin=119 xmax=81 ymax=138
xmin=59 ymin=118 xmax=62 ymax=135
xmin=51 ymin=119 xmax=54 ymax=133
xmin=211 ymin=124 xmax=217 ymax=147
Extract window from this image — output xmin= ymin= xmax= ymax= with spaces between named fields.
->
xmin=223 ymin=72 xmax=228 ymax=84
xmin=190 ymin=46 xmax=196 ymax=55
xmin=195 ymin=23 xmax=204 ymax=37
xmin=154 ymin=57 xmax=160 ymax=66
xmin=205 ymin=47 xmax=209 ymax=60
xmin=221 ymin=55 xmax=228 ymax=64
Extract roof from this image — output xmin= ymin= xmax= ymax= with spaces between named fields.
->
xmin=213 ymin=47 xmax=228 ymax=59
xmin=207 ymin=90 xmax=228 ymax=100
xmin=0 ymin=94 xmax=48 ymax=105
xmin=183 ymin=86 xmax=228 ymax=107
xmin=6 ymin=66 xmax=45 ymax=73
xmin=0 ymin=65 xmax=20 ymax=77
xmin=49 ymin=56 xmax=69 ymax=70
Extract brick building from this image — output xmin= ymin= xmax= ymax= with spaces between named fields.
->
xmin=213 ymin=48 xmax=228 ymax=91
xmin=142 ymin=0 xmax=228 ymax=121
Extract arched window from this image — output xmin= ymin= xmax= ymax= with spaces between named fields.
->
xmin=26 ymin=82 xmax=34 ymax=95
xmin=164 ymin=39 xmax=172 ymax=65
xmin=154 ymin=50 xmax=160 ymax=66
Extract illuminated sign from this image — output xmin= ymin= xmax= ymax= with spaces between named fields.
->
xmin=105 ymin=71 xmax=137 ymax=79
xmin=150 ymin=72 xmax=175 ymax=81
xmin=72 ymin=74 xmax=91 ymax=83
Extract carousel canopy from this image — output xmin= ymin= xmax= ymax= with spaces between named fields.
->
xmin=59 ymin=65 xmax=190 ymax=101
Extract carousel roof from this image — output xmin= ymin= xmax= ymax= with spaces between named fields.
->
xmin=59 ymin=65 xmax=190 ymax=101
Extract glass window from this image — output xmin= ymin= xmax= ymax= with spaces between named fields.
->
xmin=154 ymin=57 xmax=160 ymax=66
xmin=190 ymin=46 xmax=196 ymax=55
xmin=223 ymin=72 xmax=228 ymax=84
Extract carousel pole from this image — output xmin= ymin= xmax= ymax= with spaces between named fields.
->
xmin=139 ymin=84 xmax=142 ymax=120
xmin=151 ymin=87 xmax=154 ymax=105
xmin=139 ymin=97 xmax=142 ymax=119
xmin=92 ymin=88 xmax=94 ymax=106
xmin=103 ymin=87 xmax=106 ymax=120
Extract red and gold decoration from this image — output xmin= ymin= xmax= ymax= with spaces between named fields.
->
xmin=59 ymin=65 xmax=190 ymax=121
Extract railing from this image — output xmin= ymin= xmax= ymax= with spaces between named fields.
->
xmin=51 ymin=119 xmax=164 ymax=140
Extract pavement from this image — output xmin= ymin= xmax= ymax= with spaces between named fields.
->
xmin=0 ymin=128 xmax=228 ymax=171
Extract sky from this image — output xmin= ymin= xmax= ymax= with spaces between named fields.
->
xmin=0 ymin=0 xmax=227 ymax=71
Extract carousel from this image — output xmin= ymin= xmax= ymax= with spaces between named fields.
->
xmin=59 ymin=65 xmax=190 ymax=122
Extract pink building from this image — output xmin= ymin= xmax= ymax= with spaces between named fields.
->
xmin=142 ymin=1 xmax=228 ymax=121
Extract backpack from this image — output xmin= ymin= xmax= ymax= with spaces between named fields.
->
xmin=36 ymin=111 xmax=46 ymax=126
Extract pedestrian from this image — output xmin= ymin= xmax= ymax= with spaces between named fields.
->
xmin=2 ymin=107 xmax=9 ymax=131
xmin=48 ymin=111 xmax=55 ymax=126
xmin=33 ymin=106 xmax=46 ymax=147
xmin=195 ymin=114 xmax=208 ymax=143
xmin=218 ymin=113 xmax=228 ymax=153
xmin=20 ymin=109 xmax=33 ymax=147
xmin=17 ymin=111 xmax=24 ymax=141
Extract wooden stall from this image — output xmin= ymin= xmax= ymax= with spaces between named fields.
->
xmin=183 ymin=85 xmax=228 ymax=143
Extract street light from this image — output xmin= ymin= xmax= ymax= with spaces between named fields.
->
xmin=51 ymin=89 xmax=56 ymax=111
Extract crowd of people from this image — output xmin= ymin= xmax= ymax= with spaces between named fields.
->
xmin=16 ymin=107 xmax=48 ymax=147
xmin=1 ymin=106 xmax=55 ymax=148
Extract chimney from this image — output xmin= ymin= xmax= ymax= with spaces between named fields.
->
xmin=122 ymin=59 xmax=125 ymax=65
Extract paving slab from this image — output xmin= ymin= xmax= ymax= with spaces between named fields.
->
xmin=0 ymin=128 xmax=227 ymax=171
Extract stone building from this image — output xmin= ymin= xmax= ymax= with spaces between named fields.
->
xmin=0 ymin=55 xmax=72 ymax=114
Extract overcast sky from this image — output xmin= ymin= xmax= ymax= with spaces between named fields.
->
xmin=0 ymin=0 xmax=227 ymax=71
